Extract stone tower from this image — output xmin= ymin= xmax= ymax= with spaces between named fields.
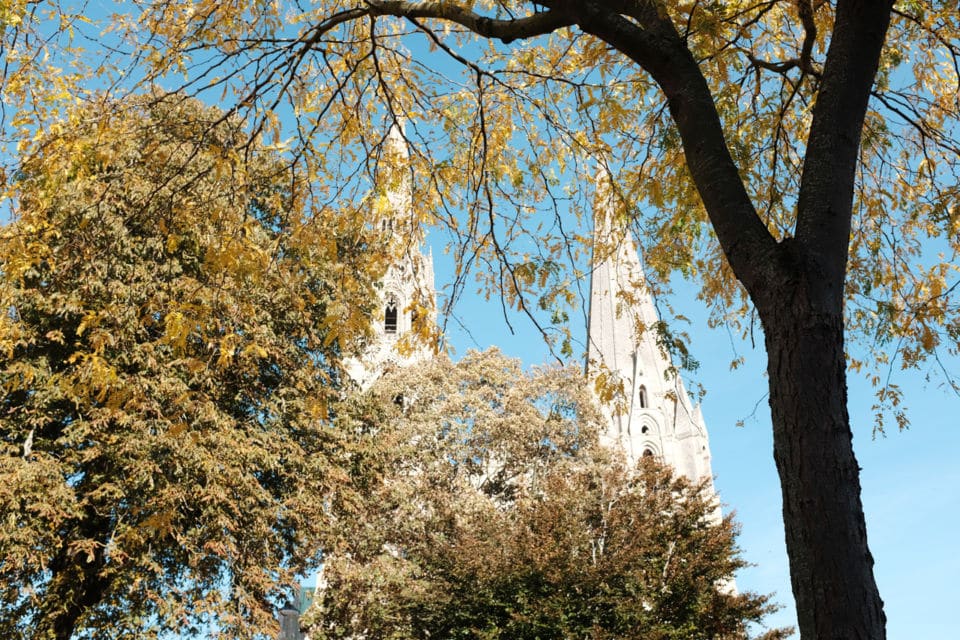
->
xmin=586 ymin=167 xmax=716 ymax=486
xmin=344 ymin=122 xmax=436 ymax=390
xmin=288 ymin=157 xmax=728 ymax=640
xmin=292 ymin=125 xmax=436 ymax=637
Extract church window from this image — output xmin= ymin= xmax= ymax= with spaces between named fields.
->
xmin=385 ymin=296 xmax=398 ymax=334
xmin=638 ymin=385 xmax=648 ymax=409
xmin=642 ymin=448 xmax=654 ymax=458
xmin=641 ymin=425 xmax=649 ymax=435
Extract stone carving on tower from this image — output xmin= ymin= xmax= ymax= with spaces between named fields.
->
xmin=586 ymin=166 xmax=716 ymax=489
xmin=344 ymin=122 xmax=437 ymax=390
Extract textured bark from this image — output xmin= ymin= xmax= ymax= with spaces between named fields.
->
xmin=756 ymin=4 xmax=894 ymax=636
xmin=759 ymin=269 xmax=886 ymax=640
xmin=41 ymin=507 xmax=113 ymax=640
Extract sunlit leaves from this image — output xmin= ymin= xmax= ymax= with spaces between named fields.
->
xmin=3 ymin=3 xmax=959 ymax=424
xmin=0 ymin=94 xmax=382 ymax=639
xmin=310 ymin=349 xmax=788 ymax=640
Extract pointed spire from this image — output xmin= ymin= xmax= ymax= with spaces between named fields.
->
xmin=586 ymin=160 xmax=647 ymax=378
xmin=593 ymin=160 xmax=615 ymax=238
xmin=586 ymin=161 xmax=714 ymax=479
xmin=385 ymin=117 xmax=409 ymax=163
xmin=345 ymin=119 xmax=436 ymax=390
xmin=379 ymin=118 xmax=413 ymax=224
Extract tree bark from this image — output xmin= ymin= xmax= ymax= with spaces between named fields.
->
xmin=39 ymin=508 xmax=113 ymax=640
xmin=759 ymin=273 xmax=886 ymax=640
xmin=562 ymin=2 xmax=893 ymax=636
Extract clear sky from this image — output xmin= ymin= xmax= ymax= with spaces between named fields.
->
xmin=433 ymin=235 xmax=960 ymax=638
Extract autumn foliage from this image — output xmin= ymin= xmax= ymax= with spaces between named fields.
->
xmin=0 ymin=95 xmax=384 ymax=639
xmin=309 ymin=350 xmax=788 ymax=640
xmin=3 ymin=1 xmax=959 ymax=638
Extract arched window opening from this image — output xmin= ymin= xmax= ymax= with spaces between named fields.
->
xmin=641 ymin=425 xmax=649 ymax=435
xmin=638 ymin=385 xmax=648 ymax=409
xmin=642 ymin=448 xmax=654 ymax=458
xmin=384 ymin=296 xmax=398 ymax=334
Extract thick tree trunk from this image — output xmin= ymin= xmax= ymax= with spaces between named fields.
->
xmin=38 ymin=509 xmax=113 ymax=640
xmin=571 ymin=2 xmax=892 ymax=637
xmin=761 ymin=295 xmax=886 ymax=640
xmin=44 ymin=554 xmax=111 ymax=640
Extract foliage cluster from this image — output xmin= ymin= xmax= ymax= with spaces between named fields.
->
xmin=21 ymin=1 xmax=950 ymax=421
xmin=4 ymin=1 xmax=959 ymax=637
xmin=0 ymin=94 xmax=385 ymax=639
xmin=309 ymin=350 xmax=788 ymax=640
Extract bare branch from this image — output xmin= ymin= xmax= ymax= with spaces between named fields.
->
xmin=568 ymin=1 xmax=781 ymax=301
xmin=365 ymin=0 xmax=574 ymax=43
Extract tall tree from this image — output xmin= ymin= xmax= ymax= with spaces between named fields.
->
xmin=311 ymin=349 xmax=788 ymax=640
xmin=0 ymin=94 xmax=385 ymax=639
xmin=6 ymin=2 xmax=960 ymax=638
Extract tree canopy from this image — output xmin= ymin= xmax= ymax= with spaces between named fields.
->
xmin=310 ymin=349 xmax=788 ymax=640
xmin=5 ymin=0 xmax=949 ymax=398
xmin=0 ymin=94 xmax=384 ymax=639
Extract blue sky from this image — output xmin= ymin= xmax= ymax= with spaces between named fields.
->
xmin=434 ymin=239 xmax=960 ymax=638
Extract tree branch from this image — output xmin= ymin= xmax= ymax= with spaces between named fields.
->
xmin=365 ymin=0 xmax=575 ymax=43
xmin=795 ymin=0 xmax=818 ymax=75
xmin=795 ymin=0 xmax=895 ymax=305
xmin=566 ymin=1 xmax=782 ymax=301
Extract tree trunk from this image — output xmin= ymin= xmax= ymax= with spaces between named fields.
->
xmin=39 ymin=509 xmax=113 ymax=640
xmin=761 ymin=290 xmax=886 ymax=640
xmin=44 ymin=554 xmax=111 ymax=640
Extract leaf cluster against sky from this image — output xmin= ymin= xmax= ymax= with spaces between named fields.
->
xmin=0 ymin=94 xmax=388 ymax=639
xmin=3 ymin=1 xmax=954 ymax=424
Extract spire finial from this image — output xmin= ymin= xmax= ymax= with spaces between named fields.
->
xmin=385 ymin=116 xmax=409 ymax=161
xmin=379 ymin=117 xmax=412 ymax=223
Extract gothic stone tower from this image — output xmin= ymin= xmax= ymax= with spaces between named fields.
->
xmin=290 ymin=155 xmax=727 ymax=640
xmin=586 ymin=167 xmax=716 ymax=487
xmin=348 ymin=143 xmax=717 ymax=489
xmin=344 ymin=122 xmax=436 ymax=390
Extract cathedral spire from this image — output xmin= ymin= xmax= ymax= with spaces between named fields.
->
xmin=345 ymin=120 xmax=436 ymax=390
xmin=586 ymin=164 xmax=715 ymax=484
xmin=586 ymin=163 xmax=659 ymax=381
xmin=378 ymin=119 xmax=416 ymax=236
